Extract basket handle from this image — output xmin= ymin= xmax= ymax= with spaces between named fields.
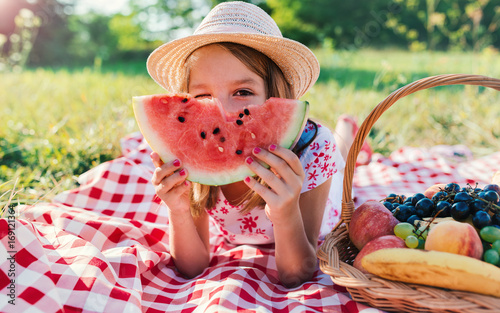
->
xmin=338 ymin=74 xmax=500 ymax=230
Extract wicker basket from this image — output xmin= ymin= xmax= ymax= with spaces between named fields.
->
xmin=317 ymin=74 xmax=500 ymax=313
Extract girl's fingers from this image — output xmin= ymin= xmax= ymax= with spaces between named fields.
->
xmin=250 ymin=145 xmax=304 ymax=184
xmin=155 ymin=168 xmax=188 ymax=194
xmin=265 ymin=145 xmax=304 ymax=177
xmin=151 ymin=157 xmax=182 ymax=185
xmin=245 ymin=156 xmax=287 ymax=194
xmin=150 ymin=151 xmax=164 ymax=168
xmin=243 ymin=176 xmax=276 ymax=204
xmin=160 ymin=173 xmax=190 ymax=197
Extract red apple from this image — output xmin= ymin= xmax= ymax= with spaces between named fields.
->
xmin=352 ymin=235 xmax=406 ymax=273
xmin=349 ymin=200 xmax=399 ymax=250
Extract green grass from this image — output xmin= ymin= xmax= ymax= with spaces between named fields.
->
xmin=1 ymin=48 xmax=500 ymax=208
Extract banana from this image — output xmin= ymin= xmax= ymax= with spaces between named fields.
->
xmin=361 ymin=248 xmax=500 ymax=298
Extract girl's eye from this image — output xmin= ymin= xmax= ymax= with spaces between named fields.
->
xmin=194 ymin=94 xmax=211 ymax=99
xmin=234 ymin=89 xmax=253 ymax=97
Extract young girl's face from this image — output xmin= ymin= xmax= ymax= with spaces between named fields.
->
xmin=187 ymin=45 xmax=267 ymax=113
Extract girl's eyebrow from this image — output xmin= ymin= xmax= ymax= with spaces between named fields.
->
xmin=232 ymin=78 xmax=260 ymax=86
xmin=190 ymin=78 xmax=259 ymax=91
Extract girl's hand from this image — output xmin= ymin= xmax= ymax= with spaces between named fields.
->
xmin=243 ymin=144 xmax=305 ymax=224
xmin=150 ymin=152 xmax=191 ymax=214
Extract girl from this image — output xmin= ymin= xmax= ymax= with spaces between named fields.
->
xmin=147 ymin=1 xmax=347 ymax=287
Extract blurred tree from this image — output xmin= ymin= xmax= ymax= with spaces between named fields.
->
xmin=264 ymin=0 xmax=499 ymax=51
xmin=266 ymin=0 xmax=404 ymax=49
xmin=388 ymin=0 xmax=500 ymax=51
xmin=129 ymin=0 xmax=209 ymax=42
xmin=26 ymin=0 xmax=75 ymax=66
xmin=0 ymin=9 xmax=41 ymax=72
xmin=0 ymin=0 xmax=74 ymax=67
xmin=66 ymin=13 xmax=118 ymax=66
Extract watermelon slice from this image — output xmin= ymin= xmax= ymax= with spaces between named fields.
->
xmin=133 ymin=94 xmax=309 ymax=186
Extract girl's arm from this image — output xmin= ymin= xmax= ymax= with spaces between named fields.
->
xmin=273 ymin=178 xmax=332 ymax=287
xmin=168 ymin=208 xmax=210 ymax=278
xmin=244 ymin=145 xmax=332 ymax=287
xmin=151 ymin=152 xmax=210 ymax=278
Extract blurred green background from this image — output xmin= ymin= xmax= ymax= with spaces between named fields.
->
xmin=1 ymin=0 xmax=500 ymax=206
xmin=2 ymin=0 xmax=500 ymax=69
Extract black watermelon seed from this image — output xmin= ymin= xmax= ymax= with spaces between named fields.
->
xmin=181 ymin=98 xmax=188 ymax=103
xmin=236 ymin=120 xmax=243 ymax=125
xmin=220 ymin=137 xmax=226 ymax=142
xmin=244 ymin=108 xmax=250 ymax=115
xmin=178 ymin=116 xmax=185 ymax=122
xmin=236 ymin=150 xmax=243 ymax=155
xmin=239 ymin=113 xmax=244 ymax=118
xmin=201 ymin=131 xmax=206 ymax=139
xmin=213 ymin=127 xmax=220 ymax=134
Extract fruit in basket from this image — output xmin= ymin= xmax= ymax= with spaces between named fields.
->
xmin=450 ymin=202 xmax=471 ymax=221
xmin=480 ymin=226 xmax=500 ymax=243
xmin=361 ymin=248 xmax=500 ymax=297
xmin=425 ymin=220 xmax=483 ymax=259
xmin=484 ymin=190 xmax=500 ymax=204
xmin=483 ymin=249 xmax=500 ymax=265
xmin=423 ymin=183 xmax=446 ymax=199
xmin=485 ymin=183 xmax=500 ymax=194
xmin=386 ymin=182 xmax=500 ymax=227
xmin=472 ymin=210 xmax=492 ymax=229
xmin=493 ymin=240 xmax=500 ymax=253
xmin=349 ymin=201 xmax=399 ymax=250
xmin=352 ymin=235 xmax=406 ymax=273
xmin=394 ymin=222 xmax=414 ymax=240
xmin=132 ymin=94 xmax=308 ymax=185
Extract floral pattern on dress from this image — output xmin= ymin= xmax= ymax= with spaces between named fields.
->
xmin=206 ymin=121 xmax=345 ymax=245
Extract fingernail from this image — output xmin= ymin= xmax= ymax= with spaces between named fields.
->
xmin=253 ymin=147 xmax=261 ymax=154
xmin=269 ymin=144 xmax=277 ymax=151
xmin=173 ymin=159 xmax=180 ymax=167
xmin=184 ymin=181 xmax=190 ymax=186
xmin=246 ymin=157 xmax=254 ymax=165
xmin=179 ymin=169 xmax=186 ymax=176
xmin=244 ymin=176 xmax=251 ymax=183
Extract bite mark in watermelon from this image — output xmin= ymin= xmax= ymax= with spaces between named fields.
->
xmin=133 ymin=94 xmax=309 ymax=186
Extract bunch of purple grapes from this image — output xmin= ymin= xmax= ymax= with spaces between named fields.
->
xmin=382 ymin=183 xmax=500 ymax=230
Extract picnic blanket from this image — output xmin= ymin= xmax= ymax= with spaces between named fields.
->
xmin=1 ymin=132 xmax=499 ymax=313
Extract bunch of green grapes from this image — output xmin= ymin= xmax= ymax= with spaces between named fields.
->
xmin=394 ymin=222 xmax=429 ymax=249
xmin=480 ymin=226 xmax=500 ymax=266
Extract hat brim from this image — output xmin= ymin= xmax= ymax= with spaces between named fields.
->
xmin=146 ymin=33 xmax=320 ymax=99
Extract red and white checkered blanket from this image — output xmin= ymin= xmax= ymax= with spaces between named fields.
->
xmin=1 ymin=132 xmax=499 ymax=313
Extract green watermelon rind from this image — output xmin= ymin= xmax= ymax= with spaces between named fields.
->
xmin=133 ymin=96 xmax=309 ymax=186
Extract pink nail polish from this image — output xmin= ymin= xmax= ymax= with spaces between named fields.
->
xmin=269 ymin=144 xmax=277 ymax=151
xmin=179 ymin=169 xmax=186 ymax=176
xmin=244 ymin=176 xmax=251 ymax=183
xmin=246 ymin=157 xmax=254 ymax=165
xmin=253 ymin=147 xmax=261 ymax=154
xmin=173 ymin=159 xmax=180 ymax=167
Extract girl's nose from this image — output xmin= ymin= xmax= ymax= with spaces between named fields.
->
xmin=216 ymin=97 xmax=238 ymax=114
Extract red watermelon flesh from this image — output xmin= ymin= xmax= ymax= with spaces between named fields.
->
xmin=133 ymin=94 xmax=309 ymax=186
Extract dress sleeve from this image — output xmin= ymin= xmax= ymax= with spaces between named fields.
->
xmin=299 ymin=122 xmax=346 ymax=193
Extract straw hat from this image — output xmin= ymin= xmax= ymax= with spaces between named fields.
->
xmin=146 ymin=1 xmax=320 ymax=99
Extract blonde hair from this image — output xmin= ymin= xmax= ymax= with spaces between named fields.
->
xmin=182 ymin=42 xmax=298 ymax=217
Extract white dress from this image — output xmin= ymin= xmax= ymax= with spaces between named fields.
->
xmin=206 ymin=121 xmax=346 ymax=245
